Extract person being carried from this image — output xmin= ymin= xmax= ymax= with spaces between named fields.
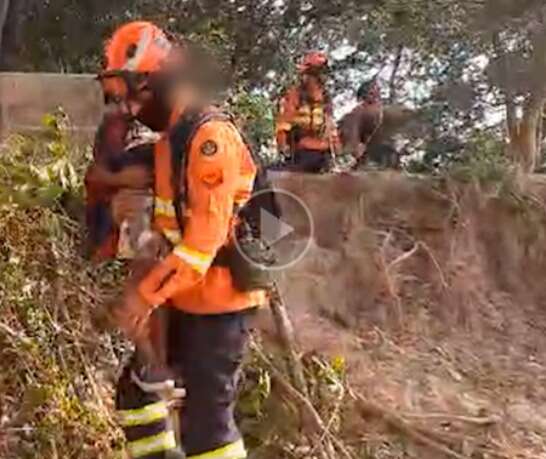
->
xmin=84 ymin=103 xmax=156 ymax=261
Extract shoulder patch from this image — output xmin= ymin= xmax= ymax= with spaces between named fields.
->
xmin=200 ymin=140 xmax=218 ymax=156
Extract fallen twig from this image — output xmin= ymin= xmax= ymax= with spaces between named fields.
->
xmin=419 ymin=241 xmax=449 ymax=290
xmin=402 ymin=412 xmax=500 ymax=426
xmin=250 ymin=340 xmax=354 ymax=459
xmin=387 ymin=242 xmax=419 ymax=272
xmin=348 ymin=388 xmax=468 ymax=459
xmin=0 ymin=321 xmax=32 ymax=345
xmin=268 ymin=282 xmax=309 ymax=397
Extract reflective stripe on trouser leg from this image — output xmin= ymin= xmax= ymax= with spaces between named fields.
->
xmin=166 ymin=310 xmax=253 ymax=456
xmin=128 ymin=431 xmax=177 ymax=458
xmin=118 ymin=401 xmax=169 ymax=427
xmin=116 ymin=356 xmax=180 ymax=459
xmin=187 ymin=439 xmax=246 ymax=459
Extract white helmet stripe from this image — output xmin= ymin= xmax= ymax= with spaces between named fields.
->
xmin=123 ymin=26 xmax=152 ymax=71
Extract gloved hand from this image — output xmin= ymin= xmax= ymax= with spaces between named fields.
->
xmin=138 ymin=253 xmax=200 ymax=306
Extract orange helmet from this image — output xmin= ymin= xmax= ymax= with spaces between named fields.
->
xmin=105 ymin=21 xmax=172 ymax=73
xmin=99 ymin=21 xmax=174 ymax=100
xmin=298 ymin=51 xmax=328 ymax=73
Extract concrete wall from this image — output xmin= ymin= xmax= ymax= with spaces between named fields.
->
xmin=0 ymin=73 xmax=102 ymax=137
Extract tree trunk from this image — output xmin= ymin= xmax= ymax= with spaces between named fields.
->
xmin=0 ymin=0 xmax=10 ymax=57
xmin=493 ymin=31 xmax=546 ymax=173
xmin=388 ymin=45 xmax=403 ymax=104
xmin=0 ymin=0 xmax=27 ymax=70
xmin=507 ymin=93 xmax=545 ymax=173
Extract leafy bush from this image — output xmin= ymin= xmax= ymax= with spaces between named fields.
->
xmin=0 ymin=108 xmax=88 ymax=209
xmin=228 ymin=89 xmax=279 ymax=165
xmin=0 ymin=110 xmax=353 ymax=458
xmin=447 ymin=130 xmax=515 ymax=186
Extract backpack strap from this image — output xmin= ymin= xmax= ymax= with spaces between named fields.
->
xmin=168 ymin=107 xmax=282 ymax=244
xmin=168 ymin=108 xmax=231 ymax=232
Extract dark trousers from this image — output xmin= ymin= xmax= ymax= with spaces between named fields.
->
xmin=116 ymin=308 xmax=253 ymax=458
xmin=293 ymin=149 xmax=330 ymax=173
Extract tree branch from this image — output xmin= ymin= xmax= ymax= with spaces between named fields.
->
xmin=388 ymin=45 xmax=404 ymax=104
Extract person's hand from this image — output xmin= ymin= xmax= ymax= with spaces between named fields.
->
xmin=117 ymin=165 xmax=153 ymax=189
xmin=138 ymin=254 xmax=180 ymax=306
xmin=85 ymin=162 xmax=113 ymax=187
xmin=109 ymin=287 xmax=154 ymax=344
xmin=138 ymin=253 xmax=201 ymax=306
xmin=279 ymin=144 xmax=291 ymax=160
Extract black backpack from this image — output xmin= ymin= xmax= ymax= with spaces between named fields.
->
xmin=168 ymin=107 xmax=279 ymax=290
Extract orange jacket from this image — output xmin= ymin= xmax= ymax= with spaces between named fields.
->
xmin=139 ymin=109 xmax=266 ymax=314
xmin=276 ymin=85 xmax=339 ymax=153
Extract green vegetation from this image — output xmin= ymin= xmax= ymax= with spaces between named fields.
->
xmin=0 ymin=112 xmax=356 ymax=458
xmin=3 ymin=1 xmax=546 ymax=171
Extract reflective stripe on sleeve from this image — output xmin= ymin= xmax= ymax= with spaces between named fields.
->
xmin=239 ymin=174 xmax=255 ymax=191
xmin=154 ymin=197 xmax=177 ymax=218
xmin=276 ymin=121 xmax=292 ymax=132
xmin=173 ymin=244 xmax=214 ymax=274
xmin=293 ymin=115 xmax=312 ymax=125
xmin=162 ymin=228 xmax=182 ymax=245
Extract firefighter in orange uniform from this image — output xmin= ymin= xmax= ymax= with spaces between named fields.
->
xmin=98 ymin=21 xmax=266 ymax=459
xmin=275 ymin=51 xmax=340 ymax=173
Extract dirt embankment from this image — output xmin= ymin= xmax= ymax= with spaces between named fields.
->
xmin=260 ymin=171 xmax=546 ymax=457
xmin=3 ymin=169 xmax=546 ymax=458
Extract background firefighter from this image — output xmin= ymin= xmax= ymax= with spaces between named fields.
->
xmin=275 ymin=51 xmax=340 ymax=173
xmin=93 ymin=21 xmax=267 ymax=459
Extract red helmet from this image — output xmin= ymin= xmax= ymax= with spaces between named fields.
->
xmin=298 ymin=51 xmax=328 ymax=73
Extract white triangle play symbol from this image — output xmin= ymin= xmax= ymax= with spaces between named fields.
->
xmin=260 ymin=208 xmax=294 ymax=245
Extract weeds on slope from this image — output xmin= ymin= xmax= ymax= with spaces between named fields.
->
xmin=0 ymin=111 xmax=127 ymax=458
xmin=2 ymin=110 xmax=540 ymax=459
xmin=0 ymin=111 xmax=352 ymax=459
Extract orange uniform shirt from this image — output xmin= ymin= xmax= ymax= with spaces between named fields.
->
xmin=275 ymin=85 xmax=339 ymax=153
xmin=140 ymin=117 xmax=266 ymax=314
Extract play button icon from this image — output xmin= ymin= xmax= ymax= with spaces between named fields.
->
xmin=234 ymin=187 xmax=314 ymax=271
xmin=260 ymin=207 xmax=295 ymax=245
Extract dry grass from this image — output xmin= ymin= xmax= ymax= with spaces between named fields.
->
xmin=0 ymin=205 xmax=127 ymax=458
xmin=271 ymin=172 xmax=546 ymax=458
xmin=2 ymin=123 xmax=546 ymax=458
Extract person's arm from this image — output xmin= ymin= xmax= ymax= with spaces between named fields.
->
xmin=138 ymin=120 xmax=241 ymax=307
xmin=276 ymin=91 xmax=295 ymax=154
xmin=86 ymin=110 xmax=153 ymax=189
xmin=93 ymin=110 xmax=130 ymax=162
xmin=85 ymin=162 xmax=153 ymax=189
xmin=340 ymin=111 xmax=363 ymax=159
xmin=107 ymin=143 xmax=155 ymax=172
